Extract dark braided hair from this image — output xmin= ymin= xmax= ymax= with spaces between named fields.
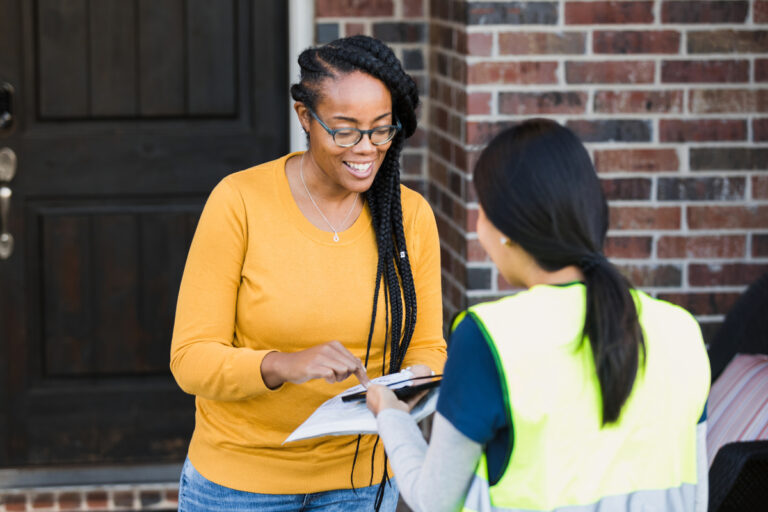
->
xmin=290 ymin=36 xmax=420 ymax=506
xmin=290 ymin=35 xmax=419 ymax=376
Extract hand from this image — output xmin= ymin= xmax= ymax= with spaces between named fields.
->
xmin=261 ymin=341 xmax=371 ymax=389
xmin=401 ymin=364 xmax=434 ymax=409
xmin=366 ymin=384 xmax=409 ymax=417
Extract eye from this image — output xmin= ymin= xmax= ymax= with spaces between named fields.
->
xmin=333 ymin=128 xmax=360 ymax=146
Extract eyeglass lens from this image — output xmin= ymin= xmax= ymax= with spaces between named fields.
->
xmin=334 ymin=126 xmax=397 ymax=147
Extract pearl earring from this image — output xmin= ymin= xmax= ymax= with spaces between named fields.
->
xmin=500 ymin=236 xmax=510 ymax=246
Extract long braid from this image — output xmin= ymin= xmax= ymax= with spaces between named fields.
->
xmin=290 ymin=36 xmax=421 ymax=507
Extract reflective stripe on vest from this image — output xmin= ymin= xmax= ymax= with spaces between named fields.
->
xmin=455 ymin=283 xmax=710 ymax=512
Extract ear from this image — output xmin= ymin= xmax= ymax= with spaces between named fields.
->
xmin=294 ymin=102 xmax=310 ymax=134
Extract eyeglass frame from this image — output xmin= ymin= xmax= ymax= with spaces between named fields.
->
xmin=306 ymin=107 xmax=401 ymax=148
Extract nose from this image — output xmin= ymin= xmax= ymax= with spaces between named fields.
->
xmin=352 ymin=133 xmax=377 ymax=154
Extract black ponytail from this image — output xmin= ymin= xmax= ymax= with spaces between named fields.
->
xmin=290 ymin=36 xmax=421 ymax=503
xmin=473 ymin=119 xmax=645 ymax=425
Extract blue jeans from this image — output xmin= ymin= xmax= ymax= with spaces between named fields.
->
xmin=178 ymin=458 xmax=399 ymax=511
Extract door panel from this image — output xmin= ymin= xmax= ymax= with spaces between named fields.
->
xmin=0 ymin=0 xmax=287 ymax=467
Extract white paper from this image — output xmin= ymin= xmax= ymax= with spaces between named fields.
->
xmin=284 ymin=370 xmax=439 ymax=443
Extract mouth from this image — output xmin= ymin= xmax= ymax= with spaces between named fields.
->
xmin=344 ymin=161 xmax=375 ymax=178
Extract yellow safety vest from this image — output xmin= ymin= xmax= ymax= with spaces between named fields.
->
xmin=455 ymin=283 xmax=709 ymax=512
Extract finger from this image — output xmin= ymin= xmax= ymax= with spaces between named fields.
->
xmin=316 ymin=354 xmax=362 ymax=382
xmin=366 ymin=384 xmax=385 ymax=415
xmin=354 ymin=365 xmax=371 ymax=388
xmin=325 ymin=341 xmax=364 ymax=369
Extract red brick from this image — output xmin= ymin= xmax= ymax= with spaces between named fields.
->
xmin=165 ymin=489 xmax=179 ymax=503
xmin=86 ymin=491 xmax=108 ymax=509
xmin=688 ymin=30 xmax=768 ymax=53
xmin=688 ymin=206 xmax=768 ymax=229
xmin=657 ymin=235 xmax=746 ymax=259
xmin=499 ymin=32 xmax=586 ymax=55
xmin=466 ymin=92 xmax=491 ymax=115
xmin=32 ymin=493 xmax=55 ymax=509
xmin=690 ymin=89 xmax=768 ymax=113
xmin=59 ymin=492 xmax=82 ymax=511
xmin=757 ymin=59 xmax=768 ymax=82
xmin=619 ymin=264 xmax=683 ymax=288
xmin=690 ymin=263 xmax=768 ymax=287
xmin=566 ymin=61 xmax=654 ymax=84
xmin=594 ymin=90 xmax=683 ymax=113
xmin=594 ymin=149 xmax=679 ymax=172
xmin=754 ymin=234 xmax=768 ymax=257
xmin=758 ymin=1 xmax=768 ymax=22
xmin=466 ymin=207 xmax=478 ymax=232
xmin=567 ymin=120 xmax=651 ymax=142
xmin=499 ymin=91 xmax=587 ymax=115
xmin=316 ymin=0 xmax=393 ymax=17
xmin=344 ymin=23 xmax=366 ymax=37
xmin=466 ymin=121 xmax=512 ymax=145
xmin=660 ymin=119 xmax=747 ymax=142
xmin=754 ymin=176 xmax=768 ymax=199
xmin=690 ymin=148 xmax=768 ymax=171
xmin=566 ymin=1 xmax=654 ymax=24
xmin=594 ymin=30 xmax=680 ymax=54
xmin=657 ymin=292 xmax=740 ymax=316
xmin=431 ymin=24 xmax=453 ymax=49
xmin=662 ymin=60 xmax=749 ymax=83
xmin=468 ymin=238 xmax=490 ymax=262
xmin=605 ymin=236 xmax=653 ymax=258
xmin=662 ymin=1 xmax=748 ymax=23
xmin=467 ymin=33 xmax=492 ymax=56
xmin=4 ymin=494 xmax=27 ymax=512
xmin=401 ymin=153 xmax=423 ymax=177
xmin=468 ymin=61 xmax=558 ymax=85
xmin=455 ymin=30 xmax=467 ymax=54
xmin=602 ymin=178 xmax=652 ymax=200
xmin=609 ymin=206 xmax=681 ymax=230
xmin=404 ymin=0 xmax=423 ymax=17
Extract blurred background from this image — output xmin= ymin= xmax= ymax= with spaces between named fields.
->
xmin=0 ymin=0 xmax=766 ymax=509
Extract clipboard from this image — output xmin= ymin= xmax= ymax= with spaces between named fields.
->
xmin=341 ymin=374 xmax=442 ymax=402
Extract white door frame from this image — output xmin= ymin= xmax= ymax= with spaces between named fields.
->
xmin=288 ymin=0 xmax=315 ymax=153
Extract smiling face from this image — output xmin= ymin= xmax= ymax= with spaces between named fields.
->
xmin=295 ymin=71 xmax=394 ymax=196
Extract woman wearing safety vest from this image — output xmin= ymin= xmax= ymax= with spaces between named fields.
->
xmin=366 ymin=119 xmax=710 ymax=512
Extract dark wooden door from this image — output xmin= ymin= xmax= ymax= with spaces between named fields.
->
xmin=0 ymin=0 xmax=287 ymax=467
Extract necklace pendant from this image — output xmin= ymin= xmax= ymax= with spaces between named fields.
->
xmin=333 ymin=232 xmax=340 ymax=242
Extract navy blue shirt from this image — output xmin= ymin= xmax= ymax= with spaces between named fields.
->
xmin=436 ymin=315 xmax=511 ymax=484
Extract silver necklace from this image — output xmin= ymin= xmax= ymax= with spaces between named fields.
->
xmin=299 ymin=153 xmax=359 ymax=242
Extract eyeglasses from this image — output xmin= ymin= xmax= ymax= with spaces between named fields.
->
xmin=307 ymin=108 xmax=401 ymax=148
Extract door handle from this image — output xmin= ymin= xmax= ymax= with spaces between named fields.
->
xmin=0 ymin=147 xmax=17 ymax=260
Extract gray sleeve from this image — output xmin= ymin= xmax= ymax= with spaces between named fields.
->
xmin=376 ymin=409 xmax=483 ymax=512
xmin=695 ymin=421 xmax=708 ymax=512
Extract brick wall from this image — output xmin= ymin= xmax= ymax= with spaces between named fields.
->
xmin=0 ymin=485 xmax=177 ymax=511
xmin=321 ymin=1 xmax=768 ymax=335
xmin=427 ymin=0 xmax=767 ymax=340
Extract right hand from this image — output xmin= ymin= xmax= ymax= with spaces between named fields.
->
xmin=261 ymin=341 xmax=371 ymax=389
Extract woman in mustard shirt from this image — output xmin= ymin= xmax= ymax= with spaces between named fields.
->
xmin=171 ymin=36 xmax=446 ymax=511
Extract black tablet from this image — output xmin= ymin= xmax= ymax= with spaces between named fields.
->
xmin=341 ymin=375 xmax=442 ymax=402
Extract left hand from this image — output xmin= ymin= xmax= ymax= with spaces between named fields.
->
xmin=366 ymin=364 xmax=434 ymax=417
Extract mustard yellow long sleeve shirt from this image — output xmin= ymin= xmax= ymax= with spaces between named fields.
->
xmin=170 ymin=152 xmax=447 ymax=493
